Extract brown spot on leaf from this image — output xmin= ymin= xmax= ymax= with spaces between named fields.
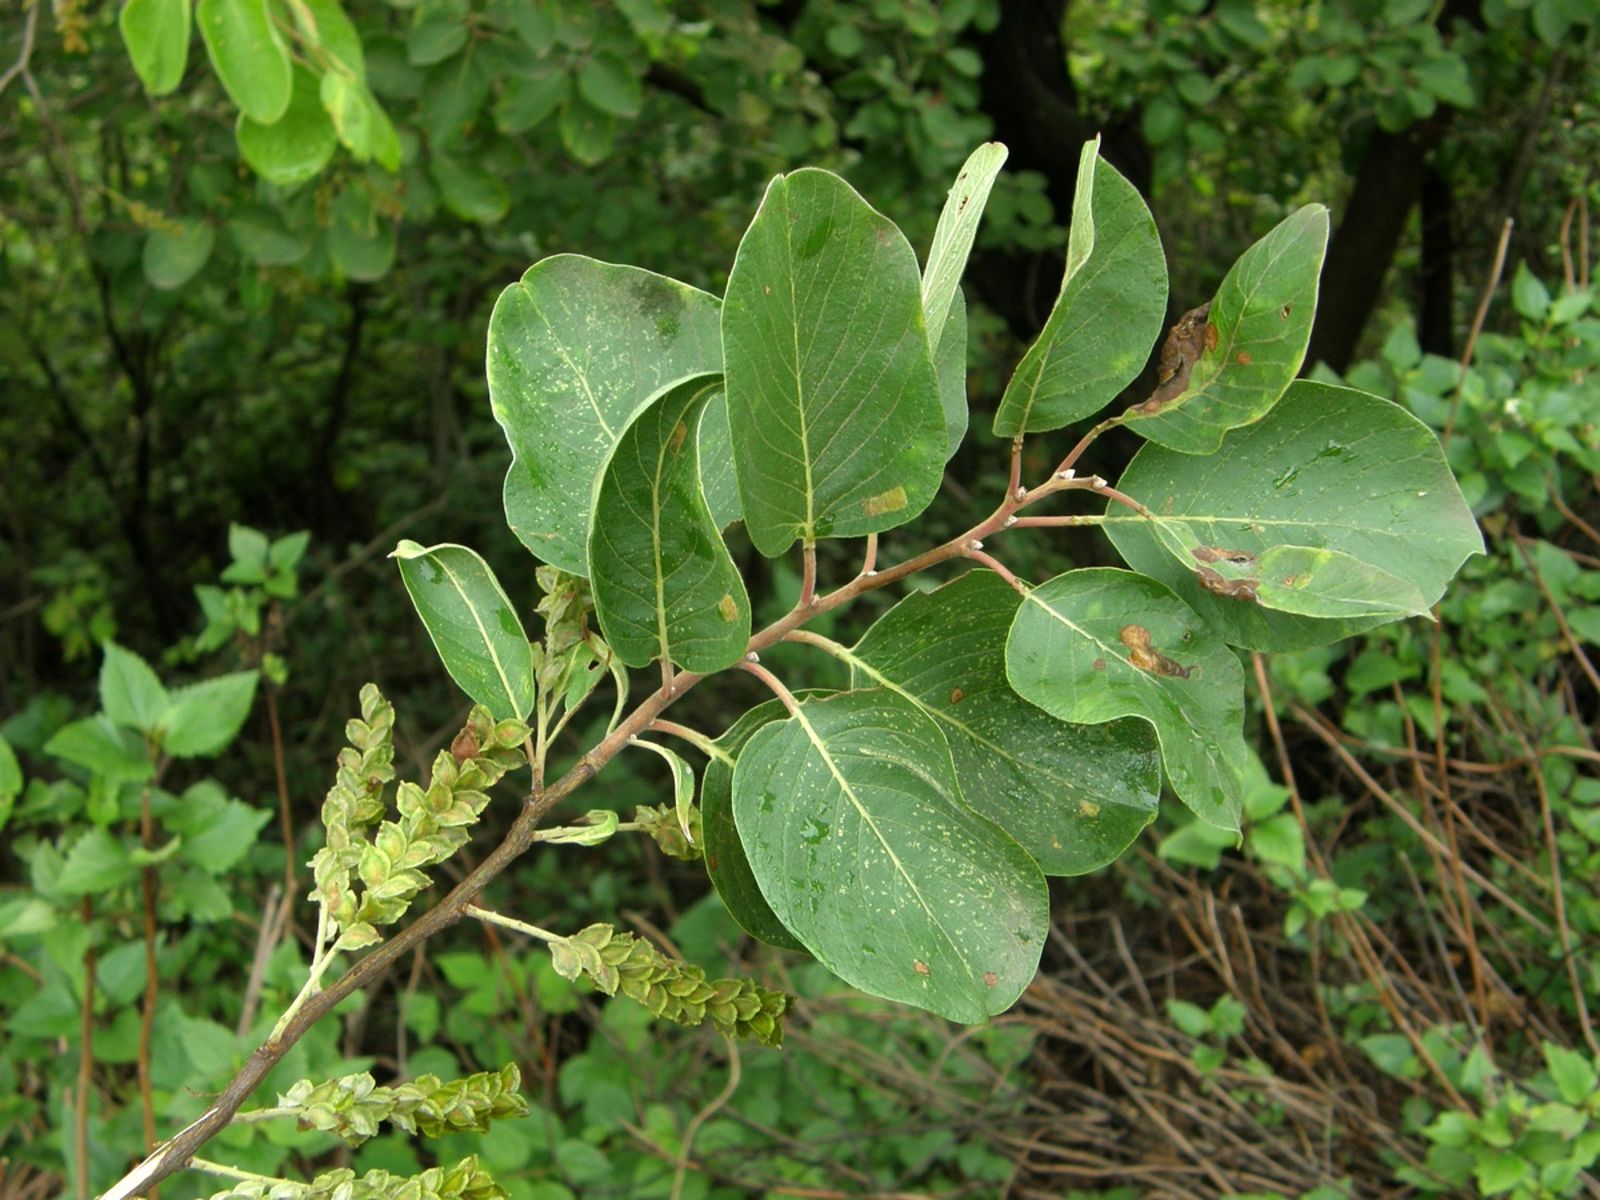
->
xmin=1092 ymin=657 xmax=1106 ymax=672
xmin=983 ymin=971 xmax=998 ymax=988
xmin=1118 ymin=624 xmax=1192 ymax=678
xmin=862 ymin=485 xmax=908 ymax=517
xmin=1235 ymin=351 xmax=1252 ymax=365
xmin=1205 ymin=322 xmax=1219 ymax=351
xmin=1129 ymin=301 xmax=1212 ymax=416
xmin=949 ymin=687 xmax=964 ymax=704
xmin=669 ymin=420 xmax=688 ymax=453
xmin=1192 ymin=546 xmax=1257 ymax=567
xmin=914 ymin=960 xmax=930 ymax=976
xmin=1280 ymin=303 xmax=1292 ymax=319
xmin=1195 ymin=565 xmax=1260 ymax=603
xmin=450 ymin=727 xmax=479 ymax=765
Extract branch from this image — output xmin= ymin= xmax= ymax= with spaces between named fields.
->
xmin=97 ymin=448 xmax=1127 ymax=1199
xmin=0 ymin=0 xmax=37 ymax=100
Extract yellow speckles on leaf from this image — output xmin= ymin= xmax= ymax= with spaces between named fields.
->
xmin=718 ymin=593 xmax=738 ymax=621
xmin=861 ymin=485 xmax=908 ymax=518
xmin=1078 ymin=799 xmax=1100 ymax=818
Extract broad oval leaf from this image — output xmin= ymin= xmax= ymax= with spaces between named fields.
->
xmin=1106 ymin=381 xmax=1484 ymax=651
xmin=327 ymin=190 xmax=396 ymax=281
xmin=1006 ymin=569 xmax=1248 ymax=831
xmin=44 ymin=716 xmax=154 ymax=782
xmin=1123 ymin=204 xmax=1329 ymax=453
xmin=722 ymin=168 xmax=946 ymax=556
xmin=391 ymin=540 xmax=536 ymax=720
xmin=993 ymin=145 xmax=1168 ymax=435
xmin=848 ymin=570 xmax=1161 ymax=875
xmin=158 ymin=671 xmax=260 ymax=757
xmin=702 ymin=698 xmax=809 ymax=951
xmin=120 ymin=0 xmax=191 ymax=96
xmin=143 ymin=219 xmax=215 ymax=290
xmin=238 ymin=67 xmax=336 ymax=187
xmin=100 ymin=642 xmax=170 ymax=734
xmin=197 ymin=0 xmax=292 ymax=124
xmin=295 ymin=0 xmax=364 ymax=79
xmin=430 ymin=151 xmax=511 ymax=224
xmin=487 ymin=255 xmax=722 ymax=575
xmin=922 ymin=142 xmax=1007 ymax=353
xmin=732 ymin=689 xmax=1049 ymax=1023
xmin=588 ymin=375 xmax=752 ymax=674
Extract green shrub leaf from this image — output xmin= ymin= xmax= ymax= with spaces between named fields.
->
xmin=238 ymin=67 xmax=336 ymax=187
xmin=588 ymin=375 xmax=751 ymax=673
xmin=921 ymin=141 xmax=1007 ymax=355
xmin=1124 ymin=205 xmax=1328 ymax=453
xmin=1107 ymin=381 xmax=1484 ymax=650
xmin=142 ymin=219 xmax=215 ymax=290
xmin=119 ymin=0 xmax=191 ymax=95
xmin=722 ymin=168 xmax=946 ymax=555
xmin=487 ymin=256 xmax=722 ymax=576
xmin=732 ymin=689 xmax=1048 ymax=1023
xmin=158 ymin=671 xmax=260 ymax=757
xmin=197 ymin=0 xmax=292 ymax=123
xmin=99 ymin=641 xmax=170 ymax=734
xmin=993 ymin=142 xmax=1168 ymax=435
xmin=847 ymin=570 xmax=1161 ymax=875
xmin=1005 ymin=568 xmax=1248 ymax=831
xmin=392 ymin=541 xmax=535 ymax=721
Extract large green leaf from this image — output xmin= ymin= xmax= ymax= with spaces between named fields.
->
xmin=120 ymin=0 xmax=191 ymax=96
xmin=695 ymin=394 xmax=742 ymax=530
xmin=847 ymin=571 xmax=1161 ymax=875
xmin=238 ymin=67 xmax=336 ymax=187
xmin=732 ymin=689 xmax=1048 ymax=1023
xmin=934 ymin=289 xmax=968 ymax=460
xmin=158 ymin=671 xmax=260 ymax=757
xmin=1123 ymin=205 xmax=1329 ymax=453
xmin=327 ymin=190 xmax=395 ymax=281
xmin=143 ymin=219 xmax=215 ymax=290
xmin=487 ymin=256 xmax=722 ymax=576
xmin=588 ymin=375 xmax=752 ymax=673
xmin=1106 ymin=381 xmax=1484 ymax=651
xmin=721 ymin=169 xmax=946 ymax=556
xmin=99 ymin=642 xmax=170 ymax=734
xmin=1006 ymin=569 xmax=1247 ymax=831
xmin=702 ymin=699 xmax=808 ymax=951
xmin=992 ymin=145 xmax=1168 ymax=435
xmin=44 ymin=717 xmax=153 ymax=782
xmin=197 ymin=0 xmax=292 ymax=123
xmin=392 ymin=541 xmax=536 ymax=720
xmin=921 ymin=142 xmax=1007 ymax=355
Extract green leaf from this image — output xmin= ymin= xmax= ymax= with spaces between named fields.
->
xmin=168 ymin=790 xmax=272 ymax=873
xmin=327 ymin=190 xmax=396 ymax=281
xmin=632 ymin=740 xmax=696 ymax=845
xmin=575 ymin=54 xmax=642 ymax=117
xmin=99 ymin=641 xmax=170 ymax=734
xmin=1511 ymin=262 xmax=1551 ymax=321
xmin=296 ymin=0 xmax=363 ymax=78
xmin=487 ymin=255 xmax=722 ymax=575
xmin=158 ymin=671 xmax=260 ymax=756
xmin=494 ymin=65 xmax=569 ymax=133
xmin=1247 ymin=812 xmax=1305 ymax=872
xmin=722 ymin=168 xmax=946 ymax=555
xmin=921 ymin=142 xmax=1007 ymax=354
xmin=1106 ymin=382 xmax=1484 ymax=651
xmin=197 ymin=0 xmax=292 ymax=123
xmin=407 ymin=1 xmax=469 ymax=64
xmin=392 ymin=541 xmax=536 ymax=720
xmin=847 ymin=570 xmax=1161 ymax=875
xmin=1006 ymin=568 xmax=1248 ymax=831
xmin=993 ymin=144 xmax=1168 ymax=435
xmin=1544 ymin=1043 xmax=1599 ymax=1107
xmin=732 ymin=689 xmax=1048 ymax=1022
xmin=45 ymin=716 xmax=154 ymax=782
xmin=120 ymin=0 xmax=191 ymax=95
xmin=58 ymin=828 xmax=138 ymax=895
xmin=588 ymin=375 xmax=752 ymax=673
xmin=238 ymin=67 xmax=336 ymax=187
xmin=558 ymin=98 xmax=615 ymax=165
xmin=227 ymin=207 xmax=312 ymax=265
xmin=702 ymin=699 xmax=807 ymax=951
xmin=0 ymin=734 xmax=20 ymax=800
xmin=1124 ymin=205 xmax=1329 ymax=453
xmin=429 ymin=151 xmax=511 ymax=224
xmin=695 ymin=393 xmax=743 ymax=530
xmin=934 ymin=288 xmax=968 ymax=459
xmin=320 ymin=73 xmax=400 ymax=169
xmin=143 ymin=219 xmax=215 ymax=290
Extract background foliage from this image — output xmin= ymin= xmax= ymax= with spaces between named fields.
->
xmin=2 ymin=0 xmax=1598 ymax=1196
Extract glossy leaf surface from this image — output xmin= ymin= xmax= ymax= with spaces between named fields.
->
xmin=849 ymin=571 xmax=1161 ymax=875
xmin=589 ymin=375 xmax=751 ymax=673
xmin=1006 ymin=569 xmax=1247 ymax=831
xmin=237 ymin=68 xmax=336 ymax=187
xmin=722 ymin=169 xmax=945 ymax=555
xmin=488 ymin=256 xmax=722 ymax=575
xmin=392 ymin=541 xmax=535 ymax=720
xmin=1107 ymin=382 xmax=1483 ymax=650
xmin=1124 ymin=205 xmax=1329 ymax=453
xmin=197 ymin=0 xmax=291 ymax=123
xmin=733 ymin=689 xmax=1048 ymax=1022
xmin=120 ymin=0 xmax=191 ymax=95
xmin=993 ymin=147 xmax=1168 ymax=435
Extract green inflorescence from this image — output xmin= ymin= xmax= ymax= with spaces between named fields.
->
xmin=272 ymin=1063 xmax=528 ymax=1145
xmin=204 ymin=1154 xmax=505 ymax=1200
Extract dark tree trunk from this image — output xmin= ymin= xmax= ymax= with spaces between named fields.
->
xmin=1418 ymin=167 xmax=1456 ymax=358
